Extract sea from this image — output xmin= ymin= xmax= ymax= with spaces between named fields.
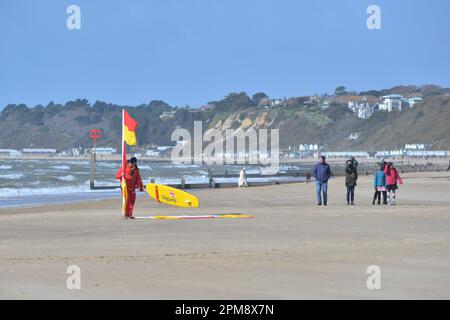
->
xmin=0 ymin=160 xmax=306 ymax=208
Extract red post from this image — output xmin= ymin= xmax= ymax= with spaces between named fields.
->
xmin=89 ymin=129 xmax=101 ymax=190
xmin=89 ymin=129 xmax=101 ymax=148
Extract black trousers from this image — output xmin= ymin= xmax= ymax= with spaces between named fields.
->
xmin=346 ymin=185 xmax=355 ymax=203
xmin=373 ymin=190 xmax=387 ymax=204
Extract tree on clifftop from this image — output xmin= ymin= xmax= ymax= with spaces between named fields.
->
xmin=334 ymin=86 xmax=347 ymax=96
xmin=252 ymin=92 xmax=269 ymax=106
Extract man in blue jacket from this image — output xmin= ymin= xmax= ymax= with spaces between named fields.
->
xmin=313 ymin=155 xmax=331 ymax=206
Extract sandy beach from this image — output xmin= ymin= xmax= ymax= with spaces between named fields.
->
xmin=1 ymin=171 xmax=450 ymax=299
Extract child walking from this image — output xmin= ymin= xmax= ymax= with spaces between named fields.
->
xmin=384 ymin=162 xmax=403 ymax=205
xmin=373 ymin=163 xmax=387 ymax=205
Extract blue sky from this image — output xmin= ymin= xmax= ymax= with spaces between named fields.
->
xmin=1 ymin=0 xmax=449 ymax=108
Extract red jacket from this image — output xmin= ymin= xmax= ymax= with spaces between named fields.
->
xmin=384 ymin=165 xmax=403 ymax=186
xmin=115 ymin=166 xmax=143 ymax=191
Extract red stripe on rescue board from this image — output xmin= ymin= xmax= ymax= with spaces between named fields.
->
xmin=154 ymin=184 xmax=160 ymax=202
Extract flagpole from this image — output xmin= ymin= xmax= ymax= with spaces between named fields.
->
xmin=122 ymin=109 xmax=125 ymax=216
xmin=122 ymin=109 xmax=124 ymax=174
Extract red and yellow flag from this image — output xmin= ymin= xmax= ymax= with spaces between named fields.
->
xmin=123 ymin=110 xmax=138 ymax=146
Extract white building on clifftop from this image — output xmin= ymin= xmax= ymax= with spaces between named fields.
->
xmin=379 ymin=94 xmax=412 ymax=112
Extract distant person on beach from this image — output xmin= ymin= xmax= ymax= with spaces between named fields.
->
xmin=345 ymin=159 xmax=358 ymax=205
xmin=350 ymin=156 xmax=359 ymax=170
xmin=239 ymin=167 xmax=248 ymax=187
xmin=313 ymin=156 xmax=331 ymax=206
xmin=373 ymin=162 xmax=387 ymax=205
xmin=305 ymin=172 xmax=312 ymax=184
xmin=115 ymin=157 xmax=144 ymax=219
xmin=208 ymin=168 xmax=214 ymax=188
xmin=447 ymin=160 xmax=450 ymax=172
xmin=384 ymin=161 xmax=403 ymax=205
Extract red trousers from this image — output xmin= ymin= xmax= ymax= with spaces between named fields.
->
xmin=125 ymin=190 xmax=136 ymax=217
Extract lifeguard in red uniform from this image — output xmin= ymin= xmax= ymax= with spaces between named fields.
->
xmin=115 ymin=157 xmax=144 ymax=218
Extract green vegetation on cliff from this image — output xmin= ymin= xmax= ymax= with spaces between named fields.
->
xmin=1 ymin=86 xmax=449 ymax=151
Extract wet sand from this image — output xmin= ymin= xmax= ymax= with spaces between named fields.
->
xmin=1 ymin=172 xmax=450 ymax=299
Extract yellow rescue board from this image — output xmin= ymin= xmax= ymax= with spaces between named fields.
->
xmin=145 ymin=183 xmax=199 ymax=208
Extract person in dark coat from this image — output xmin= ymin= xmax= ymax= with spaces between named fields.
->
xmin=345 ymin=159 xmax=358 ymax=205
xmin=207 ymin=168 xmax=214 ymax=188
xmin=313 ymin=155 xmax=331 ymax=206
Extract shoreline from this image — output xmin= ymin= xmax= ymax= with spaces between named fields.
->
xmin=2 ymin=171 xmax=448 ymax=212
xmin=1 ymin=178 xmax=307 ymax=209
xmin=0 ymin=191 xmax=120 ymax=210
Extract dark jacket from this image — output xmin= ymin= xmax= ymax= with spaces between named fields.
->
xmin=345 ymin=164 xmax=358 ymax=187
xmin=313 ymin=162 xmax=331 ymax=183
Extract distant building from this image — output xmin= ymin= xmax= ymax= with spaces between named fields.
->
xmin=159 ymin=111 xmax=176 ymax=120
xmin=379 ymin=94 xmax=411 ymax=112
xmin=71 ymin=147 xmax=82 ymax=156
xmin=146 ymin=150 xmax=160 ymax=157
xmin=323 ymin=151 xmax=370 ymax=159
xmin=308 ymin=95 xmax=320 ymax=103
xmin=95 ymin=147 xmax=117 ymax=155
xmin=60 ymin=147 xmax=82 ymax=156
xmin=22 ymin=148 xmax=57 ymax=154
xmin=271 ymin=99 xmax=282 ymax=106
xmin=156 ymin=146 xmax=173 ymax=151
xmin=349 ymin=133 xmax=359 ymax=140
xmin=187 ymin=108 xmax=202 ymax=113
xmin=348 ymin=97 xmax=367 ymax=111
xmin=408 ymin=97 xmax=423 ymax=107
xmin=346 ymin=96 xmax=380 ymax=119
xmin=200 ymin=103 xmax=215 ymax=111
xmin=320 ymin=101 xmax=330 ymax=110
xmin=357 ymin=103 xmax=375 ymax=119
xmin=0 ymin=149 xmax=21 ymax=157
xmin=405 ymin=144 xmax=426 ymax=150
xmin=156 ymin=146 xmax=174 ymax=157
xmin=299 ymin=144 xmax=319 ymax=151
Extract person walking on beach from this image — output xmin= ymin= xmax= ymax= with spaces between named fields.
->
xmin=305 ymin=171 xmax=312 ymax=184
xmin=208 ymin=168 xmax=214 ymax=188
xmin=373 ymin=163 xmax=387 ymax=205
xmin=313 ymin=155 xmax=331 ymax=206
xmin=115 ymin=157 xmax=144 ymax=219
xmin=345 ymin=159 xmax=358 ymax=205
xmin=238 ymin=167 xmax=248 ymax=187
xmin=384 ymin=161 xmax=403 ymax=205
